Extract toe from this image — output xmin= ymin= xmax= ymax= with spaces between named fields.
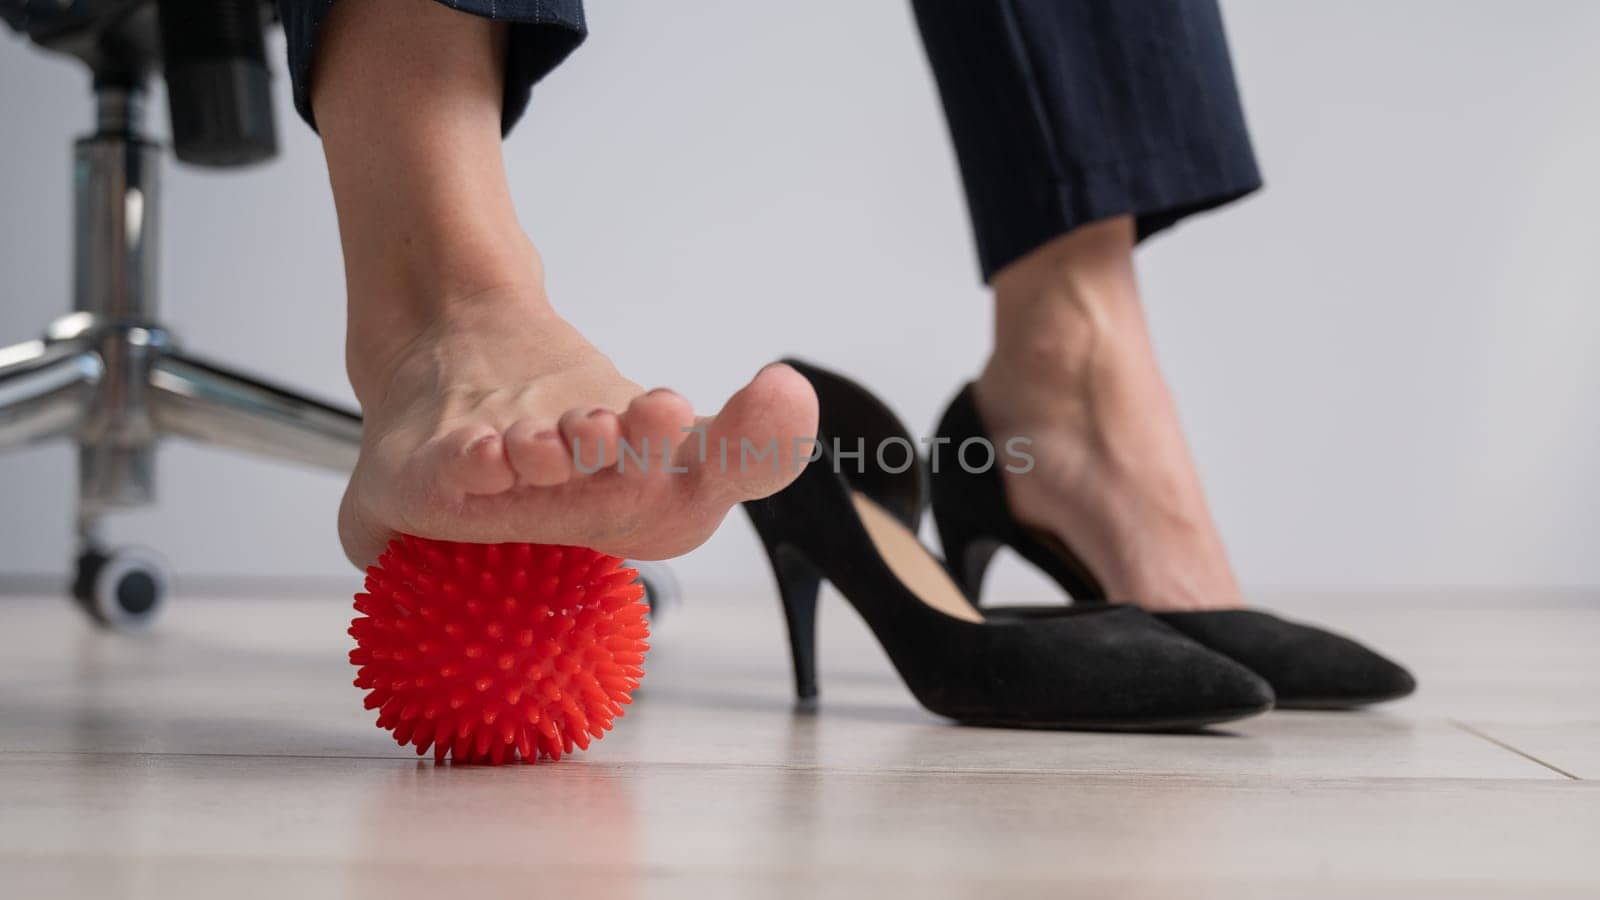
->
xmin=559 ymin=407 xmax=621 ymax=473
xmin=429 ymin=425 xmax=516 ymax=495
xmin=619 ymin=388 xmax=696 ymax=474
xmin=505 ymin=419 xmax=575 ymax=487
xmin=689 ymin=362 xmax=820 ymax=500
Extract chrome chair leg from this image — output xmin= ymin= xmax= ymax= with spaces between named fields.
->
xmin=150 ymin=351 xmax=362 ymax=472
xmin=0 ymin=338 xmax=102 ymax=450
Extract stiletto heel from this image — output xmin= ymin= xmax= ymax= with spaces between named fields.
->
xmin=932 ymin=382 xmax=1416 ymax=709
xmin=929 ymin=385 xmax=1104 ymax=602
xmin=743 ymin=360 xmax=1273 ymax=730
xmin=765 ymin=543 xmax=823 ymax=704
xmin=927 ymin=491 xmax=998 ymax=598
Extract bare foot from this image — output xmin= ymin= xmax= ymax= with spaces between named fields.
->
xmin=308 ymin=0 xmax=817 ymax=568
xmin=975 ymin=218 xmax=1245 ymax=612
xmin=339 ymin=281 xmax=818 ymax=567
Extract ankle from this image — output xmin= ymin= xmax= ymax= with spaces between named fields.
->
xmin=980 ymin=217 xmax=1152 ymax=415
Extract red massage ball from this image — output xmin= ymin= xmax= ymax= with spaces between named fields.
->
xmin=349 ymin=536 xmax=650 ymax=765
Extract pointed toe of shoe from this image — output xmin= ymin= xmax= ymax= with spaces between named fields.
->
xmin=1086 ymin=638 xmax=1277 ymax=729
xmin=1154 ymin=633 xmax=1276 ymax=724
xmin=1351 ymin=655 xmax=1417 ymax=707
xmin=1278 ymin=638 xmax=1415 ymax=709
xmin=1155 ymin=609 xmax=1416 ymax=709
xmin=1206 ymin=652 xmax=1278 ymax=716
xmin=969 ymin=606 xmax=1274 ymax=730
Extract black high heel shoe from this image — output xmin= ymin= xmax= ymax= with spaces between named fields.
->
xmin=932 ymin=383 xmax=1416 ymax=709
xmin=741 ymin=360 xmax=1273 ymax=730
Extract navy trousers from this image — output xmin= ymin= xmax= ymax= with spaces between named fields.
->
xmin=278 ymin=0 xmax=1261 ymax=280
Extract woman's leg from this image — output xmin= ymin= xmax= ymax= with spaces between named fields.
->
xmin=913 ymin=0 xmax=1259 ymax=611
xmin=307 ymin=0 xmax=815 ymax=566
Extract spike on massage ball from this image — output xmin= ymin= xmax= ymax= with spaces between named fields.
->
xmin=349 ymin=536 xmax=650 ymax=765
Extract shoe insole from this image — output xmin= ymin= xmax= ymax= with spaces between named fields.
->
xmin=851 ymin=492 xmax=983 ymax=624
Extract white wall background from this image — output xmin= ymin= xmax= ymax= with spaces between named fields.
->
xmin=2 ymin=0 xmax=1597 ymax=593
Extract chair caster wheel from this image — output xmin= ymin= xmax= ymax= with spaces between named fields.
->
xmin=72 ymin=545 xmax=171 ymax=631
xmin=630 ymin=560 xmax=682 ymax=623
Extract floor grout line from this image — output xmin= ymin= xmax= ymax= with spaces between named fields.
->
xmin=1450 ymin=720 xmax=1581 ymax=780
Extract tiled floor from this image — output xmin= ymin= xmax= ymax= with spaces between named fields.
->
xmin=1 ymin=582 xmax=1596 ymax=898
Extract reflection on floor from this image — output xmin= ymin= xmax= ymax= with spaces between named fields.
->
xmin=2 ymin=583 xmax=1596 ymax=898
